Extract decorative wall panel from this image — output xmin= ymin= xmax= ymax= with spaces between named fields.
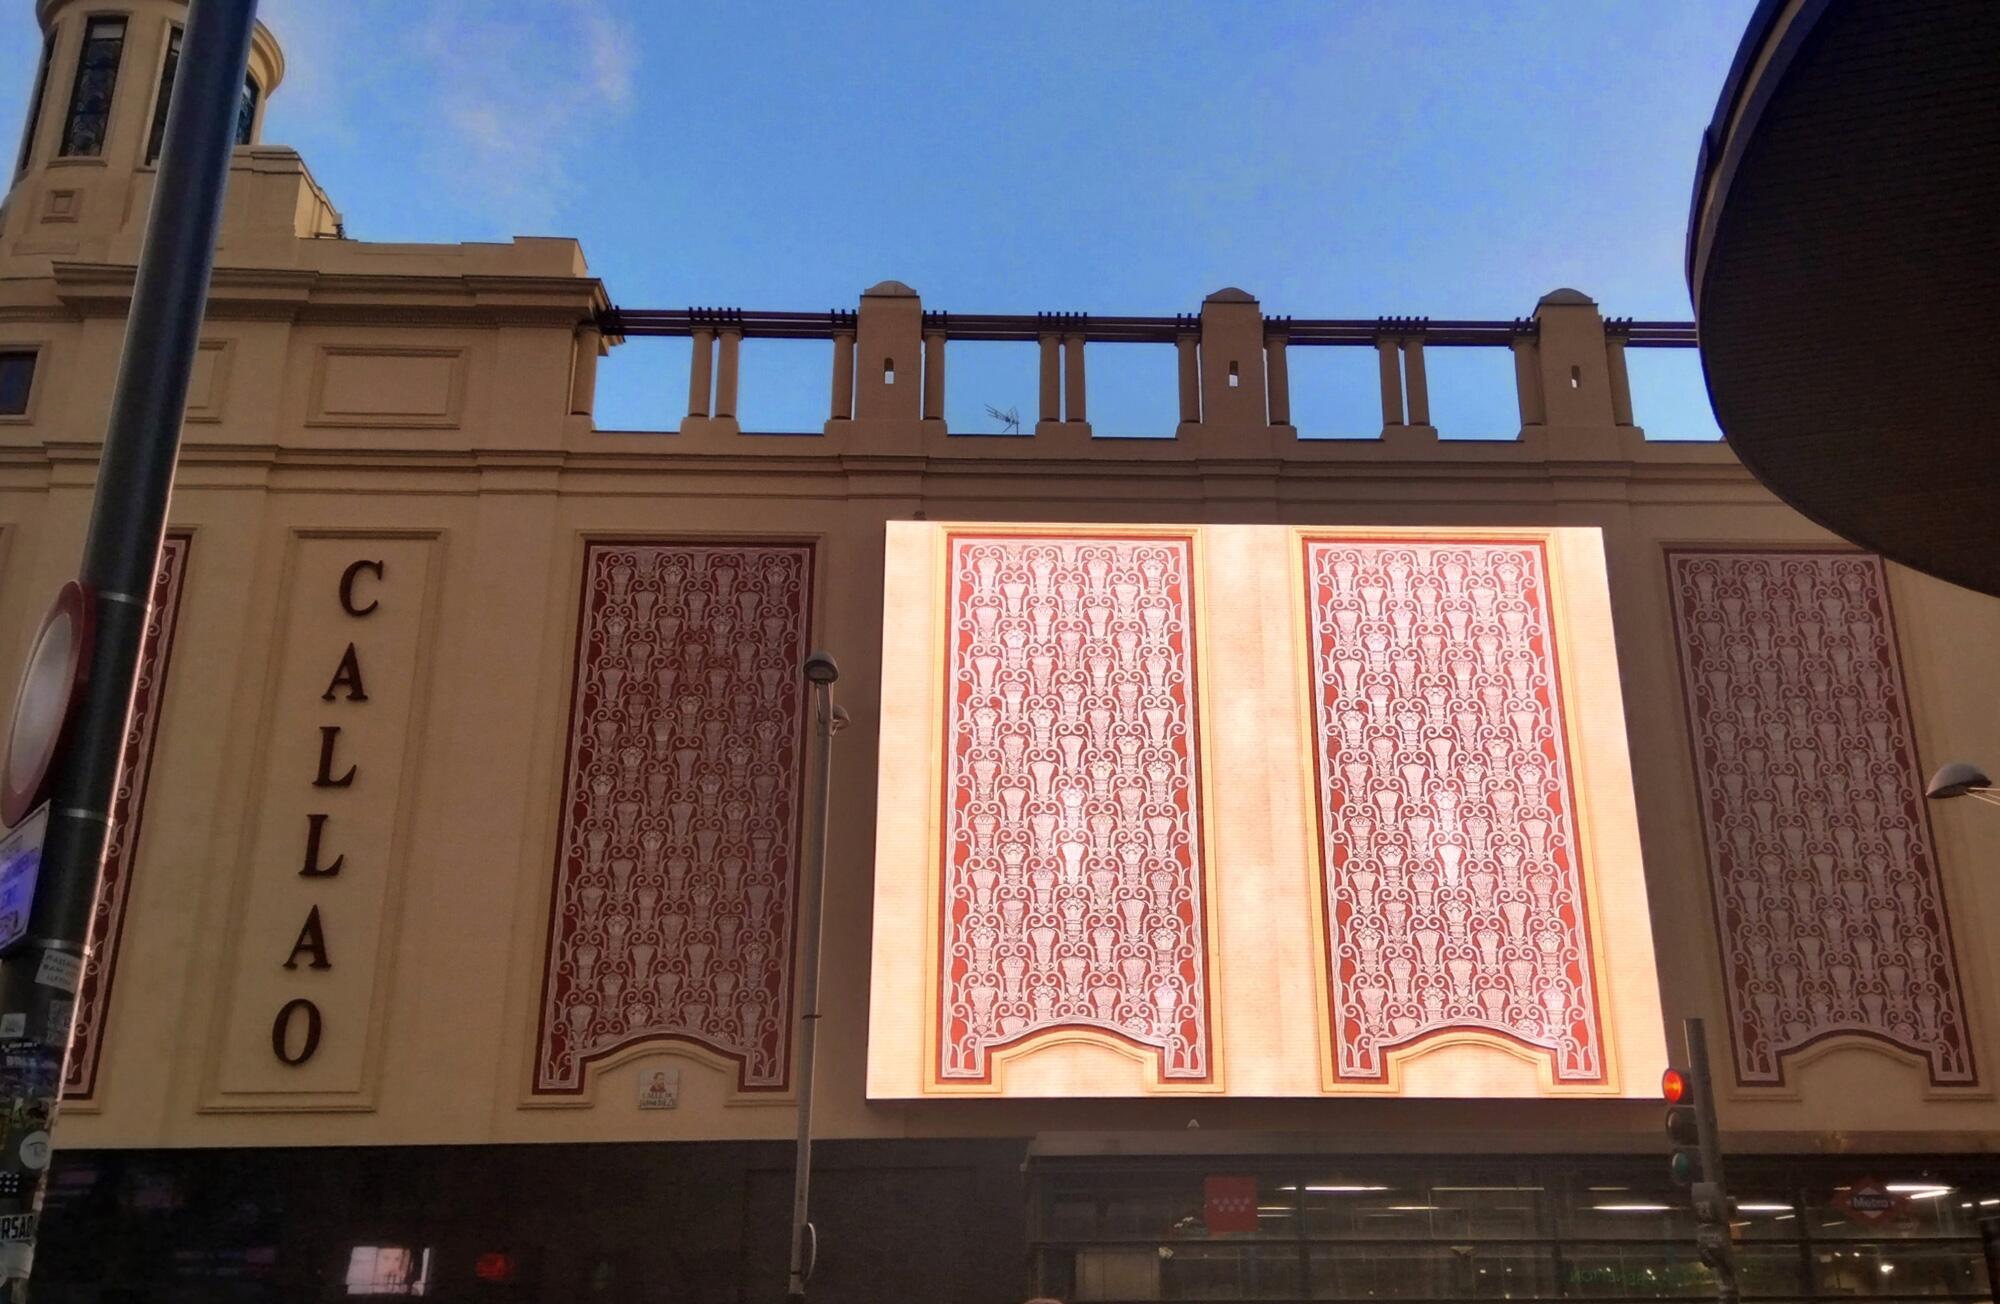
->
xmin=937 ymin=531 xmax=1213 ymax=1083
xmin=536 ymin=542 xmax=813 ymax=1094
xmin=1304 ymin=537 xmax=1606 ymax=1085
xmin=1667 ymin=549 xmax=1974 ymax=1086
xmin=64 ymin=532 xmax=190 ymax=1100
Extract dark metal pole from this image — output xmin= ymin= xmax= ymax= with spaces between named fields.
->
xmin=0 ymin=1 xmax=258 ymax=1293
xmin=1685 ymin=1018 xmax=1740 ymax=1304
xmin=1978 ymin=1216 xmax=2000 ymax=1302
xmin=787 ymin=652 xmax=841 ymax=1304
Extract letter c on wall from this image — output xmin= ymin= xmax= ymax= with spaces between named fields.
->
xmin=340 ymin=559 xmax=385 ymax=617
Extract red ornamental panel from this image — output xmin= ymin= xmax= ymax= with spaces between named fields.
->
xmin=1304 ymin=538 xmax=1606 ymax=1084
xmin=938 ymin=532 xmax=1212 ymax=1083
xmin=536 ymin=542 xmax=813 ymax=1093
xmin=63 ymin=533 xmax=191 ymax=1099
xmin=1667 ymin=550 xmax=1974 ymax=1086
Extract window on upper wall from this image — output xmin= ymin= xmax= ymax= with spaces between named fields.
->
xmin=59 ymin=17 xmax=127 ymax=158
xmin=236 ymin=75 xmax=259 ymax=146
xmin=144 ymin=27 xmax=181 ymax=165
xmin=0 ymin=351 xmax=38 ymax=418
xmin=14 ymin=29 xmax=57 ymax=177
xmin=146 ymin=27 xmax=260 ymax=165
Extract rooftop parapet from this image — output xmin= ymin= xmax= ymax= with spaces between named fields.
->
xmin=592 ymin=283 xmax=1698 ymax=456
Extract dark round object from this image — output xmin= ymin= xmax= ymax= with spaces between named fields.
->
xmin=2 ymin=581 xmax=94 ymax=828
xmin=803 ymin=650 xmax=840 ymax=685
xmin=1689 ymin=0 xmax=2000 ymax=595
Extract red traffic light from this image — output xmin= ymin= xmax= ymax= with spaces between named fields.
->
xmin=1661 ymin=1067 xmax=1690 ymax=1103
xmin=474 ymin=1252 xmax=517 ymax=1284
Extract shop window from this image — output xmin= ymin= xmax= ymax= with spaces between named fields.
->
xmin=59 ymin=17 xmax=127 ymax=158
xmin=1813 ymin=1241 xmax=1987 ymax=1298
xmin=147 ymin=27 xmax=260 ymax=165
xmin=0 ymin=351 xmax=37 ymax=417
xmin=15 ymin=28 xmax=56 ymax=176
xmin=1159 ymin=1243 xmax=1300 ymax=1300
xmin=345 ymin=1246 xmax=430 ymax=1296
xmin=1560 ymin=1241 xmax=1711 ymax=1298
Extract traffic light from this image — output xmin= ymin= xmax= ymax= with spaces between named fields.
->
xmin=1663 ymin=1067 xmax=1702 ymax=1187
xmin=1666 ymin=1019 xmax=1742 ymax=1301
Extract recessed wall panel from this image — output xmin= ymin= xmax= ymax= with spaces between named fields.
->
xmin=1666 ymin=549 xmax=1975 ymax=1086
xmin=534 ymin=541 xmax=814 ymax=1095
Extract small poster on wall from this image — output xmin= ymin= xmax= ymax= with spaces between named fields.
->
xmin=638 ymin=1067 xmax=681 ymax=1110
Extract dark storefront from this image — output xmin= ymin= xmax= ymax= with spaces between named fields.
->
xmin=27 ymin=1145 xmax=1998 ymax=1303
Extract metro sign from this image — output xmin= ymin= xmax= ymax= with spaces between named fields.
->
xmin=1834 ymin=1180 xmax=1902 ymax=1226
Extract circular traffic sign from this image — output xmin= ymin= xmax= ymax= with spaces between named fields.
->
xmin=1 ymin=582 xmax=94 ymax=829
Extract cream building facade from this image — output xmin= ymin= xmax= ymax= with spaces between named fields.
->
xmin=4 ymin=4 xmax=2000 ymax=1301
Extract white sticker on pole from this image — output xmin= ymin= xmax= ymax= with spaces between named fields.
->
xmin=33 ymin=948 xmax=79 ymax=994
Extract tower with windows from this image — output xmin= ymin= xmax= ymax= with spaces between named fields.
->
xmin=1 ymin=0 xmax=297 ymax=265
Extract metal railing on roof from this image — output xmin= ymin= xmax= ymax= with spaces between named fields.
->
xmin=597 ymin=307 xmax=1697 ymax=348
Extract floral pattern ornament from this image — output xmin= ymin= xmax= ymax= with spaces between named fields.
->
xmin=937 ymin=532 xmax=1213 ymax=1083
xmin=64 ymin=533 xmax=191 ymax=1099
xmin=1305 ymin=537 xmax=1606 ymax=1085
xmin=536 ymin=542 xmax=813 ymax=1093
xmin=1667 ymin=549 xmax=1974 ymax=1086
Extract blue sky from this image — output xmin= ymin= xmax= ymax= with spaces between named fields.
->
xmin=1 ymin=1 xmax=1750 ymax=438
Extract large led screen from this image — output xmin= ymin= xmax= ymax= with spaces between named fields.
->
xmin=870 ymin=523 xmax=1666 ymax=1098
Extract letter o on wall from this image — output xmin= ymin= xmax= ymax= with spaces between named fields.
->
xmin=271 ymin=997 xmax=323 ymax=1066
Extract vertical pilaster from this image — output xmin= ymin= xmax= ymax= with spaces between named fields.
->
xmin=1402 ymin=338 xmax=1430 ymax=428
xmin=922 ymin=328 xmax=946 ymax=422
xmin=1264 ymin=329 xmax=1291 ymax=428
xmin=1176 ymin=329 xmax=1201 ymax=426
xmin=1531 ymin=289 xmax=1616 ymax=429
xmin=1063 ymin=334 xmax=1086 ymax=424
xmin=568 ymin=325 xmax=600 ymax=417
xmin=1513 ymin=332 xmax=1547 ymax=428
xmin=1194 ymin=289 xmax=1269 ymax=435
xmin=1377 ymin=338 xmax=1405 ymax=428
xmin=831 ymin=328 xmax=856 ymax=423
xmin=1606 ymin=329 xmax=1635 ymax=427
xmin=713 ymin=327 xmax=741 ymax=420
xmin=851 ymin=280 xmax=925 ymax=449
xmin=1038 ymin=332 xmax=1061 ymax=427
xmin=687 ymin=327 xmax=715 ymax=419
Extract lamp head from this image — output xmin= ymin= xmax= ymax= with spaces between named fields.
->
xmin=1925 ymin=761 xmax=1992 ymax=800
xmin=803 ymin=650 xmax=840 ymax=686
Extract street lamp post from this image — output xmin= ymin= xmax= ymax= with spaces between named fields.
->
xmin=788 ymin=652 xmax=844 ymax=1304
xmin=0 ymin=1 xmax=260 ymax=1294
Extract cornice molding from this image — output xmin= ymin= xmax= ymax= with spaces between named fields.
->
xmin=41 ymin=262 xmax=607 ymax=329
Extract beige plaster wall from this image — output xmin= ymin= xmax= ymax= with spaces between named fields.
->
xmin=3 ymin=409 xmax=1997 ymax=1157
xmin=1 ymin=111 xmax=1997 ymax=1155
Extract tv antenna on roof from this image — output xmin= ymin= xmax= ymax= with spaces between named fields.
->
xmin=985 ymin=404 xmax=1021 ymax=435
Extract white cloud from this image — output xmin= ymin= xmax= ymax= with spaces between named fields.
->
xmin=258 ymin=0 xmax=640 ymax=235
xmin=415 ymin=0 xmax=639 ymax=231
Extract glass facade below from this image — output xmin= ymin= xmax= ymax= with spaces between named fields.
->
xmin=1031 ymin=1156 xmax=2000 ymax=1303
